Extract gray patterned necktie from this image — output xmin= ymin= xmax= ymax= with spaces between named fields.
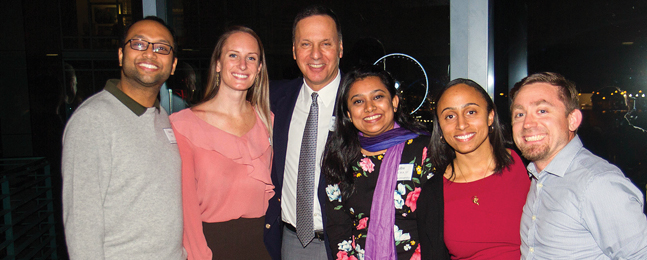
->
xmin=296 ymin=92 xmax=318 ymax=247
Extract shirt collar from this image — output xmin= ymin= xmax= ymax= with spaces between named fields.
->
xmin=527 ymin=135 xmax=583 ymax=178
xmin=104 ymin=79 xmax=160 ymax=116
xmin=301 ymin=70 xmax=341 ymax=108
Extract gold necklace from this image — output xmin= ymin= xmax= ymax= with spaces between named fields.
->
xmin=455 ymin=158 xmax=493 ymax=206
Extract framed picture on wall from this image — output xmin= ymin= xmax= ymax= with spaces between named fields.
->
xmin=92 ymin=4 xmax=120 ymax=36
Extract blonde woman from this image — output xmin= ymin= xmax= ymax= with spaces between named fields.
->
xmin=170 ymin=26 xmax=273 ymax=260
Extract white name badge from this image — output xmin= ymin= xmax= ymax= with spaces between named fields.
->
xmin=164 ymin=128 xmax=177 ymax=144
xmin=397 ymin=164 xmax=414 ymax=181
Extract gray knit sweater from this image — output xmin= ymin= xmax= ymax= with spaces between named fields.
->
xmin=62 ymin=81 xmax=184 ymax=259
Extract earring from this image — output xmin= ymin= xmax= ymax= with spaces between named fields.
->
xmin=440 ymin=135 xmax=446 ymax=144
xmin=215 ymin=72 xmax=220 ymax=85
xmin=489 ymin=125 xmax=494 ymax=133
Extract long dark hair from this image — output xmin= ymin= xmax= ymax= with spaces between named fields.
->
xmin=429 ymin=78 xmax=513 ymax=180
xmin=322 ymin=65 xmax=426 ymax=199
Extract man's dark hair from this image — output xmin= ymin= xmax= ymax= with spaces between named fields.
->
xmin=121 ymin=16 xmax=178 ymax=57
xmin=510 ymin=72 xmax=579 ymax=115
xmin=292 ymin=5 xmax=342 ymax=43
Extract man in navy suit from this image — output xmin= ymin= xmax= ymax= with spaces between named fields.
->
xmin=264 ymin=5 xmax=343 ymax=260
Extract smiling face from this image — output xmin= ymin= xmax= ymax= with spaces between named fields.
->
xmin=346 ymin=76 xmax=399 ymax=137
xmin=216 ymin=31 xmax=262 ymax=92
xmin=511 ymin=82 xmax=582 ymax=171
xmin=293 ymin=15 xmax=343 ymax=91
xmin=118 ymin=20 xmax=177 ymax=89
xmin=436 ymin=84 xmax=495 ymax=155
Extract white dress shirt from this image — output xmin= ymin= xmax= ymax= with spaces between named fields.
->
xmin=282 ymin=71 xmax=341 ymax=231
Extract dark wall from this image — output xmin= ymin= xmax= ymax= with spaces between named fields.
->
xmin=0 ymin=0 xmax=32 ymax=158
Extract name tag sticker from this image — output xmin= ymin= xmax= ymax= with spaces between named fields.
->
xmin=329 ymin=116 xmax=336 ymax=132
xmin=397 ymin=164 xmax=414 ymax=181
xmin=164 ymin=128 xmax=177 ymax=144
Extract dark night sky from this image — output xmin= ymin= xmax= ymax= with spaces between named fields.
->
xmin=526 ymin=1 xmax=647 ymax=94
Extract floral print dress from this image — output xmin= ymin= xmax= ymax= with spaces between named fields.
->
xmin=326 ymin=135 xmax=432 ymax=260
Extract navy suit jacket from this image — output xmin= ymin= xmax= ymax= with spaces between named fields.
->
xmin=264 ymin=77 xmax=336 ymax=260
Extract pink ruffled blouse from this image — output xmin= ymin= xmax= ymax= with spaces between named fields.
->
xmin=170 ymin=108 xmax=274 ymax=260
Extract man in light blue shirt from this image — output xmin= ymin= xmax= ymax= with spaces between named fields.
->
xmin=510 ymin=72 xmax=647 ymax=260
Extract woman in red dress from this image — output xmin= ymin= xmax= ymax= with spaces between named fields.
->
xmin=417 ymin=79 xmax=530 ymax=260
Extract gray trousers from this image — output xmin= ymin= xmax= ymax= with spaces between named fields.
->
xmin=281 ymin=225 xmax=329 ymax=260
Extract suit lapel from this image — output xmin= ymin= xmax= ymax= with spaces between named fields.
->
xmin=271 ymin=79 xmax=303 ymax=189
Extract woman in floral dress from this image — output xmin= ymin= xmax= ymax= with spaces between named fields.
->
xmin=321 ymin=65 xmax=430 ymax=260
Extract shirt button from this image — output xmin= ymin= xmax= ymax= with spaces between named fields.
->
xmin=529 ymin=247 xmax=534 ymax=253
xmin=532 ymin=215 xmax=536 ymax=221
xmin=537 ymin=183 xmax=543 ymax=188
xmin=265 ymin=224 xmax=271 ymax=229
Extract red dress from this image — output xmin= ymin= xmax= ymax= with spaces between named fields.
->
xmin=443 ymin=151 xmax=530 ymax=260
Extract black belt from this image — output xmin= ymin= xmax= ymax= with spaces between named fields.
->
xmin=282 ymin=221 xmax=325 ymax=241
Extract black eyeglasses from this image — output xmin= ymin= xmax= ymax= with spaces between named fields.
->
xmin=124 ymin=39 xmax=174 ymax=55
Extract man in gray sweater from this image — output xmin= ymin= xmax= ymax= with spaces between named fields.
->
xmin=62 ymin=16 xmax=184 ymax=259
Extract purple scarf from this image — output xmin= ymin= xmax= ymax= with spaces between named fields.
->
xmin=359 ymin=123 xmax=418 ymax=260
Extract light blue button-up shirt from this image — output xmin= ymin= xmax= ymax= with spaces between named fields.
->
xmin=520 ymin=136 xmax=647 ymax=260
